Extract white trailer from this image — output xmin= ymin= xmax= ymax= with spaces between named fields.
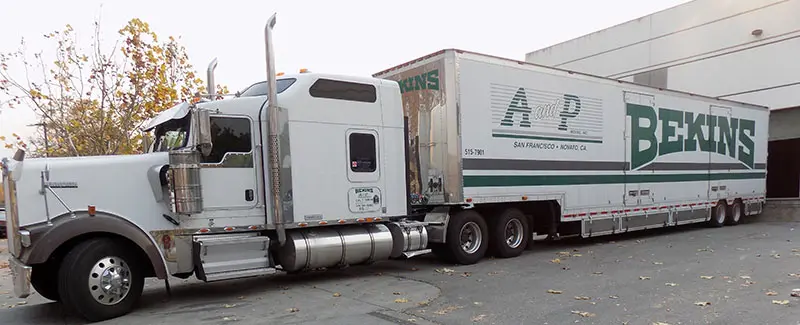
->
xmin=2 ymin=14 xmax=767 ymax=322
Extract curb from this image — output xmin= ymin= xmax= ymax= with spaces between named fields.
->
xmin=757 ymin=200 xmax=800 ymax=222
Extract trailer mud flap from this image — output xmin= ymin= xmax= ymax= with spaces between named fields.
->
xmin=745 ymin=202 xmax=763 ymax=216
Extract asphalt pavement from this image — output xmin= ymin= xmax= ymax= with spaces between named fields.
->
xmin=2 ymin=215 xmax=800 ymax=324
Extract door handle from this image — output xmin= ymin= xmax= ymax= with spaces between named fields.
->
xmin=245 ymin=189 xmax=254 ymax=201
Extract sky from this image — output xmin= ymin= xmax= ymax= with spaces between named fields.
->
xmin=0 ymin=0 xmax=692 ymax=158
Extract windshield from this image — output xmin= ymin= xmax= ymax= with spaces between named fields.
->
xmin=151 ymin=114 xmax=191 ymax=152
xmin=237 ymin=78 xmax=297 ymax=97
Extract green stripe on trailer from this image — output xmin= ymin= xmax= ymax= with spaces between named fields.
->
xmin=463 ymin=172 xmax=766 ymax=187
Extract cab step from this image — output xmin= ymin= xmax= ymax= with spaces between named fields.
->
xmin=193 ymin=233 xmax=276 ymax=282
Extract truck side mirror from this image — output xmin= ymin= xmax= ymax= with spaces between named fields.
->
xmin=195 ymin=109 xmax=213 ymax=157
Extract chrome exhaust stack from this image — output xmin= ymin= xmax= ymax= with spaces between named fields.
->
xmin=206 ymin=58 xmax=218 ymax=100
xmin=264 ymin=13 xmax=286 ymax=245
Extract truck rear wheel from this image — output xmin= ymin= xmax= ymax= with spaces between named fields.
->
xmin=726 ymin=200 xmax=743 ymax=226
xmin=488 ymin=208 xmax=530 ymax=258
xmin=709 ymin=201 xmax=727 ymax=227
xmin=57 ymin=237 xmax=145 ymax=322
xmin=437 ymin=210 xmax=489 ymax=265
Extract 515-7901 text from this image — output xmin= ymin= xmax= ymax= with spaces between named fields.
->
xmin=514 ymin=141 xmax=587 ymax=151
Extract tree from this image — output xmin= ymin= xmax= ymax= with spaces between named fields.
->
xmin=0 ymin=17 xmax=228 ymax=157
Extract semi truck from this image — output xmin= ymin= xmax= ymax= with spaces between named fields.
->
xmin=2 ymin=13 xmax=768 ymax=322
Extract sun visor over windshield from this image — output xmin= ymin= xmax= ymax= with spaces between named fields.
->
xmin=143 ymin=102 xmax=191 ymax=131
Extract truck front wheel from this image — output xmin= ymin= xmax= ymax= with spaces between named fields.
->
xmin=31 ymin=264 xmax=60 ymax=301
xmin=57 ymin=237 xmax=145 ymax=322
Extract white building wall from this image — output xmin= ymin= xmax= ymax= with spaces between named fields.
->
xmin=525 ymin=0 xmax=800 ymax=110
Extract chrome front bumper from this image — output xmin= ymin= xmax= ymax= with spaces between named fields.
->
xmin=8 ymin=256 xmax=32 ymax=298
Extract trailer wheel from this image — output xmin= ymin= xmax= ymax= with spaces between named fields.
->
xmin=440 ymin=210 xmax=489 ymax=265
xmin=488 ymin=208 xmax=530 ymax=258
xmin=726 ymin=200 xmax=743 ymax=226
xmin=31 ymin=264 xmax=60 ymax=301
xmin=709 ymin=201 xmax=727 ymax=227
xmin=57 ymin=237 xmax=145 ymax=322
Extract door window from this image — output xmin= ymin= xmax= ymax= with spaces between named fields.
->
xmin=201 ymin=116 xmax=254 ymax=168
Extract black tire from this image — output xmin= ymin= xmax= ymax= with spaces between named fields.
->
xmin=708 ymin=201 xmax=727 ymax=228
xmin=57 ymin=237 xmax=145 ymax=322
xmin=31 ymin=264 xmax=60 ymax=301
xmin=726 ymin=200 xmax=743 ymax=226
xmin=488 ymin=208 xmax=530 ymax=258
xmin=441 ymin=210 xmax=489 ymax=265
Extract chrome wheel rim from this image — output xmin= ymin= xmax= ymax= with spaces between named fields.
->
xmin=459 ymin=221 xmax=482 ymax=254
xmin=504 ymin=219 xmax=524 ymax=249
xmin=716 ymin=204 xmax=726 ymax=224
xmin=732 ymin=203 xmax=742 ymax=222
xmin=88 ymin=256 xmax=132 ymax=306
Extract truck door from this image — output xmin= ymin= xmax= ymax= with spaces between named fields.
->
xmin=709 ymin=105 xmax=733 ymax=201
xmin=622 ymin=91 xmax=656 ymax=210
xmin=345 ymin=128 xmax=386 ymax=214
xmin=199 ymin=115 xmax=259 ymax=210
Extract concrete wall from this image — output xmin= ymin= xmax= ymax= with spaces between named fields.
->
xmin=525 ymin=0 xmax=800 ymax=110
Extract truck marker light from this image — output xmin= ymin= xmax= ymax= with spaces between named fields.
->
xmin=521 ymin=196 xmax=528 ymax=201
xmin=338 ymin=219 xmax=346 ymax=224
xmin=374 ymin=217 xmax=382 ymax=222
xmin=319 ymin=221 xmax=328 ymax=225
xmin=356 ymin=218 xmax=365 ymax=223
xmin=224 ymin=226 xmax=235 ymax=232
xmin=465 ymin=198 xmax=473 ymax=203
xmin=199 ymin=228 xmax=210 ymax=233
xmin=299 ymin=68 xmax=309 ymax=73
xmin=277 ymin=72 xmax=285 ymax=76
xmin=365 ymin=217 xmax=374 ymax=222
xmin=248 ymin=225 xmax=259 ymax=230
xmin=87 ymin=205 xmax=96 ymax=216
xmin=298 ymin=223 xmax=308 ymax=227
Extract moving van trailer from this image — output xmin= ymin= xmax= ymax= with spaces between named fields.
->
xmin=2 ymin=13 xmax=767 ymax=322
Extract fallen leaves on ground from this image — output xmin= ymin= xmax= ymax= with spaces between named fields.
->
xmin=771 ymin=253 xmax=781 ymax=259
xmin=288 ymin=307 xmax=300 ymax=313
xmin=592 ymin=271 xmax=604 ymax=275
xmin=652 ymin=322 xmax=672 ymax=325
xmin=223 ymin=304 xmax=236 ymax=308
xmin=571 ymin=310 xmax=595 ymax=317
xmin=665 ymin=283 xmax=678 ymax=287
xmin=792 ymin=289 xmax=800 ymax=297
xmin=639 ymin=276 xmax=651 ymax=280
xmin=550 ymin=258 xmax=562 ymax=264
xmin=547 ymin=289 xmax=563 ymax=294
xmin=772 ymin=300 xmax=790 ymax=306
xmin=766 ymin=291 xmax=778 ymax=296
xmin=471 ymin=314 xmax=487 ymax=322
xmin=461 ymin=272 xmax=471 ymax=277
xmin=434 ymin=305 xmax=462 ymax=315
xmin=697 ymin=247 xmax=713 ymax=252
xmin=332 ymin=292 xmax=341 ymax=297
xmin=435 ymin=268 xmax=455 ymax=274
xmin=740 ymin=275 xmax=752 ymax=280
xmin=700 ymin=275 xmax=714 ymax=280
xmin=394 ymin=298 xmax=410 ymax=303
xmin=0 ymin=261 xmax=8 ymax=269
xmin=788 ymin=273 xmax=800 ymax=278
xmin=609 ymin=295 xmax=619 ymax=299
xmin=694 ymin=301 xmax=711 ymax=306
xmin=574 ymin=296 xmax=591 ymax=300
xmin=653 ymin=262 xmax=664 ymax=265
